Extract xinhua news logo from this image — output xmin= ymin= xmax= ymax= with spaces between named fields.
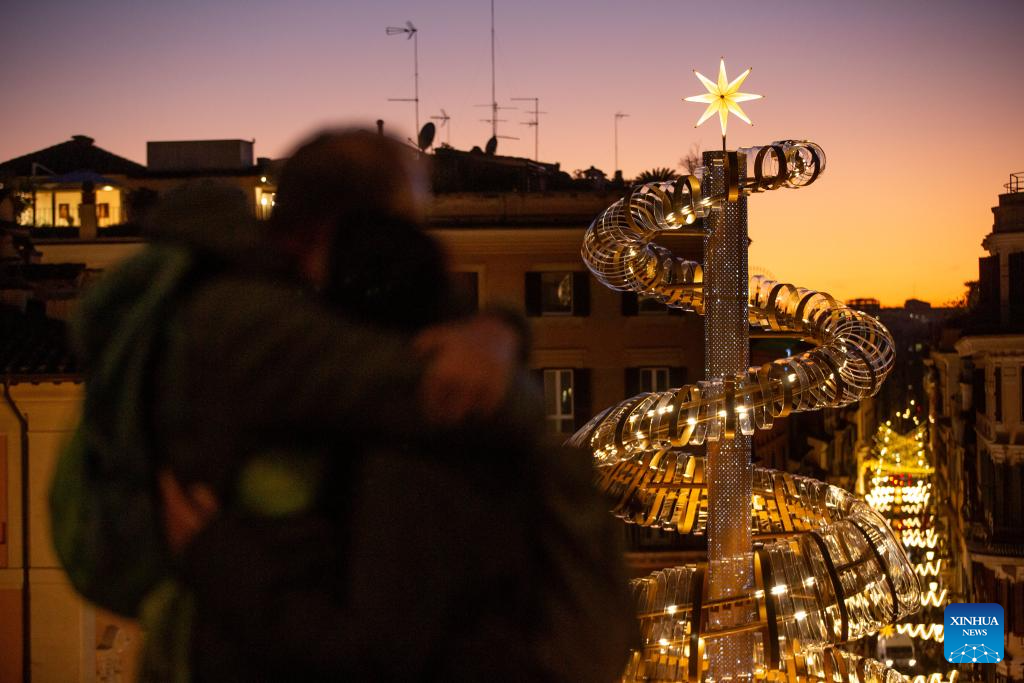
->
xmin=944 ymin=603 xmax=1004 ymax=664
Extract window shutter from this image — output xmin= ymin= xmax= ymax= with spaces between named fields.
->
xmin=573 ymin=368 xmax=592 ymax=431
xmin=624 ymin=368 xmax=640 ymax=397
xmin=621 ymin=292 xmax=639 ymax=316
xmin=670 ymin=366 xmax=687 ymax=388
xmin=1009 ymin=251 xmax=1024 ymax=326
xmin=524 ymin=272 xmax=542 ymax=317
xmin=979 ymin=255 xmax=1000 ymax=325
xmin=571 ymin=272 xmax=590 ymax=316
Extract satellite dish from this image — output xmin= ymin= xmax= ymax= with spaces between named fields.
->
xmin=418 ymin=122 xmax=436 ymax=151
xmin=484 ymin=136 xmax=498 ymax=156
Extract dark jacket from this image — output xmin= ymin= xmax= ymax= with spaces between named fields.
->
xmin=53 ymin=182 xmax=637 ymax=682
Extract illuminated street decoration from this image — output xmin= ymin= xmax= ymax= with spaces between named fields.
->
xmin=573 ymin=137 xmax=918 ymax=680
xmin=573 ymin=142 xmax=894 ymax=459
xmin=863 ymin=417 xmax=952 ymax=677
xmin=573 ymin=64 xmax=918 ymax=681
xmin=896 ymin=624 xmax=945 ymax=643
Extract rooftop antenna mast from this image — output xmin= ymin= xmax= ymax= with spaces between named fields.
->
xmin=512 ymin=96 xmax=546 ymax=162
xmin=431 ymin=109 xmax=451 ymax=146
xmin=475 ymin=0 xmax=518 ymax=144
xmin=385 ymin=21 xmax=420 ymax=134
xmin=614 ymin=111 xmax=629 ymax=175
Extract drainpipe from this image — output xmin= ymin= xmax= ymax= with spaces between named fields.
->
xmin=3 ymin=380 xmax=31 ymax=683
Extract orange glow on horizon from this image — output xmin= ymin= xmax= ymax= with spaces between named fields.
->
xmin=2 ymin=0 xmax=1020 ymax=307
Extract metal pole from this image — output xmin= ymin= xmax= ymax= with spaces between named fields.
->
xmin=512 ymin=97 xmax=541 ymax=161
xmin=490 ymin=0 xmax=497 ymax=139
xmin=614 ymin=112 xmax=628 ymax=175
xmin=532 ymin=98 xmax=538 ymax=161
xmin=703 ymin=148 xmax=754 ymax=683
xmin=413 ymin=30 xmax=420 ymax=134
xmin=614 ymin=116 xmax=618 ymax=173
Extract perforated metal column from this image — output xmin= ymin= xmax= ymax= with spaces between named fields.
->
xmin=703 ymin=150 xmax=754 ymax=682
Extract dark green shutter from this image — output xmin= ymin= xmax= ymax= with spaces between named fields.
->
xmin=525 ymin=272 xmax=542 ymax=317
xmin=621 ymin=292 xmax=639 ymax=316
xmin=571 ymin=272 xmax=590 ymax=316
xmin=979 ymin=255 xmax=1000 ymax=325
xmin=573 ymin=368 xmax=592 ymax=430
xmin=624 ymin=368 xmax=640 ymax=397
xmin=1009 ymin=251 xmax=1024 ymax=326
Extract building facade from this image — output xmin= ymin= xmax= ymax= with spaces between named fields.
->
xmin=926 ymin=173 xmax=1024 ymax=682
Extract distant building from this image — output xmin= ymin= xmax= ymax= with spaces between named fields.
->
xmin=925 ymin=172 xmax=1024 ymax=682
xmin=847 ymin=297 xmax=881 ymax=315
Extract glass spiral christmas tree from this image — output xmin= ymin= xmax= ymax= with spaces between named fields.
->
xmin=570 ymin=60 xmax=925 ymax=683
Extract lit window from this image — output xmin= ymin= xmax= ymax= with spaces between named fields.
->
xmin=541 ymin=272 xmax=573 ymax=315
xmin=526 ymin=271 xmax=589 ymax=316
xmin=543 ymin=369 xmax=575 ymax=434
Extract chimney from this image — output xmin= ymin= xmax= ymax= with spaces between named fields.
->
xmin=376 ymin=120 xmax=385 ymax=136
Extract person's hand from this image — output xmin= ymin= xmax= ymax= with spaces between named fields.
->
xmin=413 ymin=315 xmax=521 ymax=426
xmin=158 ymin=469 xmax=219 ymax=556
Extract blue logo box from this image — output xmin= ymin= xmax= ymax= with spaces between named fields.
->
xmin=944 ymin=603 xmax=1004 ymax=664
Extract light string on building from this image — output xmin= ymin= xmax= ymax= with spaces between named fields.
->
xmin=862 ymin=414 xmax=954 ymax=679
xmin=573 ymin=60 xmax=921 ymax=683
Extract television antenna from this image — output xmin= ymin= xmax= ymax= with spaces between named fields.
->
xmin=385 ymin=21 xmax=420 ymax=134
xmin=430 ymin=109 xmax=451 ymax=146
xmin=614 ymin=111 xmax=629 ymax=174
xmin=474 ymin=0 xmax=518 ymax=142
xmin=512 ymin=96 xmax=546 ymax=162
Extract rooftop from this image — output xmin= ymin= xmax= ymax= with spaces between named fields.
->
xmin=0 ymin=135 xmax=145 ymax=178
xmin=0 ymin=304 xmax=79 ymax=381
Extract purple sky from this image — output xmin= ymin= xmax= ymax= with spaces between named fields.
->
xmin=2 ymin=0 xmax=1022 ymax=304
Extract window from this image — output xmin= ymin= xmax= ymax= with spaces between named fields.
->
xmin=1010 ymin=252 xmax=1024 ymax=327
xmin=639 ymin=367 xmax=670 ymax=393
xmin=544 ymin=369 xmax=575 ymax=434
xmin=972 ymin=367 xmax=986 ymax=415
xmin=621 ymin=291 xmax=682 ymax=316
xmin=450 ymin=271 xmax=479 ymax=313
xmin=625 ymin=366 xmax=686 ymax=397
xmin=538 ymin=368 xmax=591 ymax=433
xmin=58 ymin=203 xmax=73 ymax=225
xmin=994 ymin=366 xmax=1002 ymax=422
xmin=525 ymin=271 xmax=589 ymax=316
xmin=96 ymin=203 xmax=110 ymax=219
xmin=541 ymin=272 xmax=573 ymax=314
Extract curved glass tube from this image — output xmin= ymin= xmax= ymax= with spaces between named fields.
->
xmin=574 ymin=141 xmax=919 ymax=682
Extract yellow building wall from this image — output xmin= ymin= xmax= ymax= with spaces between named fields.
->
xmin=0 ymin=384 xmax=143 ymax=683
xmin=434 ymin=227 xmax=705 ymax=415
xmin=0 ymin=433 xmax=24 ymax=683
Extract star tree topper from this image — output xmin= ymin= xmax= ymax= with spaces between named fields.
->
xmin=684 ymin=58 xmax=762 ymax=148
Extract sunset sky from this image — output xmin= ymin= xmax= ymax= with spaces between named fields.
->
xmin=2 ymin=0 xmax=1022 ymax=306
